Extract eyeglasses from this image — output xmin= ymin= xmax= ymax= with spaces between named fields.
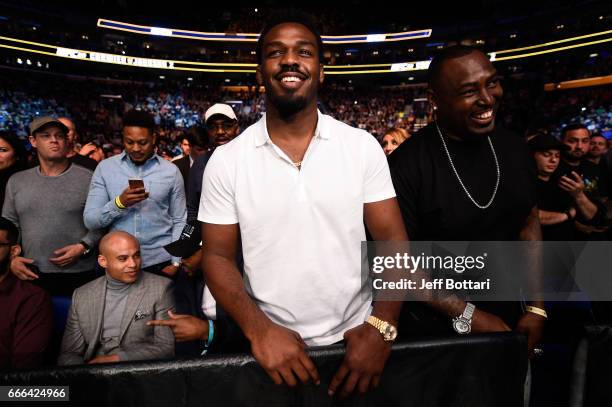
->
xmin=206 ymin=122 xmax=236 ymax=132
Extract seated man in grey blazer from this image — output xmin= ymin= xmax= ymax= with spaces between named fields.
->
xmin=58 ymin=231 xmax=175 ymax=365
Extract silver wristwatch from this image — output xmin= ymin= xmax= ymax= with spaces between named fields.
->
xmin=452 ymin=302 xmax=475 ymax=334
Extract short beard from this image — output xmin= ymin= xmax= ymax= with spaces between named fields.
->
xmin=0 ymin=255 xmax=10 ymax=277
xmin=268 ymin=93 xmax=309 ymax=119
xmin=564 ymin=150 xmax=583 ymax=162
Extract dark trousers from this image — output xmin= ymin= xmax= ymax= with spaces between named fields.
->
xmin=32 ymin=269 xmax=98 ymax=297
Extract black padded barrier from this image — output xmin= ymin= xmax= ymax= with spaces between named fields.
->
xmin=1 ymin=333 xmax=527 ymax=407
xmin=570 ymin=325 xmax=612 ymax=407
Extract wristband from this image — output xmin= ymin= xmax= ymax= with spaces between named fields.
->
xmin=525 ymin=306 xmax=548 ymax=319
xmin=201 ymin=320 xmax=215 ymax=356
xmin=115 ymin=196 xmax=126 ymax=210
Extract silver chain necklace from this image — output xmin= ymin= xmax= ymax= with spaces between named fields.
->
xmin=435 ymin=121 xmax=500 ymax=210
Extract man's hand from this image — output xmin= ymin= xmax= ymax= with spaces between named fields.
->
xmin=250 ymin=322 xmax=320 ymax=387
xmin=118 ymin=186 xmax=149 ymax=207
xmin=559 ymin=172 xmax=585 ymax=198
xmin=10 ymin=256 xmax=38 ymax=280
xmin=515 ymin=312 xmax=545 ymax=358
xmin=147 ymin=310 xmax=208 ymax=342
xmin=88 ymin=354 xmax=120 ymax=364
xmin=328 ymin=323 xmax=391 ymax=398
xmin=161 ymin=264 xmax=179 ymax=277
xmin=575 ymin=221 xmax=609 ymax=235
xmin=49 ymin=243 xmax=85 ymax=267
xmin=78 ymin=142 xmax=97 ymax=157
xmin=471 ymin=308 xmax=512 ymax=333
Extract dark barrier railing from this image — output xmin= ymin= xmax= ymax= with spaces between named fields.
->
xmin=570 ymin=325 xmax=612 ymax=407
xmin=1 ymin=333 xmax=527 ymax=407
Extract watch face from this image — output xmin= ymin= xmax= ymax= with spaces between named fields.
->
xmin=453 ymin=318 xmax=471 ymax=334
xmin=383 ymin=324 xmax=398 ymax=341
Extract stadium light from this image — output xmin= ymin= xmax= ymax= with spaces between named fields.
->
xmin=97 ymin=18 xmax=432 ymax=44
xmin=366 ymin=34 xmax=387 ymax=43
xmin=1 ymin=29 xmax=611 ymax=75
xmin=151 ymin=27 xmax=172 ymax=37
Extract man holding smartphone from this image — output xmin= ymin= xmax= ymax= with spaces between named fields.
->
xmin=84 ymin=110 xmax=186 ymax=278
xmin=3 ymin=116 xmax=102 ymax=296
xmin=556 ymin=123 xmax=608 ymax=239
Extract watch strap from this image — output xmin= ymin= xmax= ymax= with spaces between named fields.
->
xmin=366 ymin=315 xmax=388 ymax=333
xmin=79 ymin=241 xmax=91 ymax=256
xmin=462 ymin=302 xmax=475 ymax=320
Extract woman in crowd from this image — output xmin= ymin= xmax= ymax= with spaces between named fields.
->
xmin=0 ymin=131 xmax=28 ymax=211
xmin=381 ymin=128 xmax=410 ymax=156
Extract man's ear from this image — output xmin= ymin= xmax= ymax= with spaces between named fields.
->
xmin=319 ymin=64 xmax=324 ymax=85
xmin=427 ymin=88 xmax=437 ymax=108
xmin=28 ymin=135 xmax=37 ymax=150
xmin=98 ymin=254 xmax=107 ymax=269
xmin=427 ymin=88 xmax=440 ymax=117
xmin=255 ymin=66 xmax=263 ymax=87
xmin=10 ymin=244 xmax=21 ymax=258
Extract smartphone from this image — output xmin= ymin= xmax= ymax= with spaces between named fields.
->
xmin=563 ymin=172 xmax=583 ymax=180
xmin=129 ymin=178 xmax=145 ymax=189
xmin=28 ymin=263 xmax=40 ymax=275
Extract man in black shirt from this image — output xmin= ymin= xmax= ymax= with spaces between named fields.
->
xmin=556 ymin=124 xmax=608 ymax=238
xmin=587 ymin=133 xmax=611 ymax=202
xmin=389 ymin=45 xmax=545 ymax=354
xmin=557 ymin=124 xmax=607 ymax=201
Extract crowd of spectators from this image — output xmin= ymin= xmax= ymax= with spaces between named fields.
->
xmin=1 ymin=68 xmax=609 ymax=162
xmin=0 ymin=40 xmax=610 ymax=407
xmin=0 ymin=72 xmax=266 ymax=160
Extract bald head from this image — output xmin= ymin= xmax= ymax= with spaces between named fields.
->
xmin=98 ymin=231 xmax=141 ymax=283
xmin=99 ymin=231 xmax=139 ymax=255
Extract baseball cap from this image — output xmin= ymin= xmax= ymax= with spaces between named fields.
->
xmin=164 ymin=221 xmax=201 ymax=258
xmin=29 ymin=116 xmax=69 ymax=135
xmin=204 ymin=103 xmax=237 ymax=123
xmin=528 ymin=133 xmax=569 ymax=152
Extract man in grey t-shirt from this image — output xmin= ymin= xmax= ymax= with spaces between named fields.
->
xmin=3 ymin=116 xmax=102 ymax=296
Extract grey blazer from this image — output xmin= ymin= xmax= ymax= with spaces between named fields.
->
xmin=58 ymin=272 xmax=175 ymax=365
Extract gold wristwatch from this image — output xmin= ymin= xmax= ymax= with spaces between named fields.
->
xmin=366 ymin=315 xmax=398 ymax=342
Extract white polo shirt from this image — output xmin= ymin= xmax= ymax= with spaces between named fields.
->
xmin=198 ymin=111 xmax=396 ymax=346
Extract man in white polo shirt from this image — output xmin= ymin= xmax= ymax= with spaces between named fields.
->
xmin=199 ymin=12 xmax=407 ymax=397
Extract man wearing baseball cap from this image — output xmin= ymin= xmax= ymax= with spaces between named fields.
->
xmin=161 ymin=104 xmax=241 ymax=355
xmin=186 ymin=103 xmax=240 ymax=230
xmin=3 ymin=116 xmax=102 ymax=296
